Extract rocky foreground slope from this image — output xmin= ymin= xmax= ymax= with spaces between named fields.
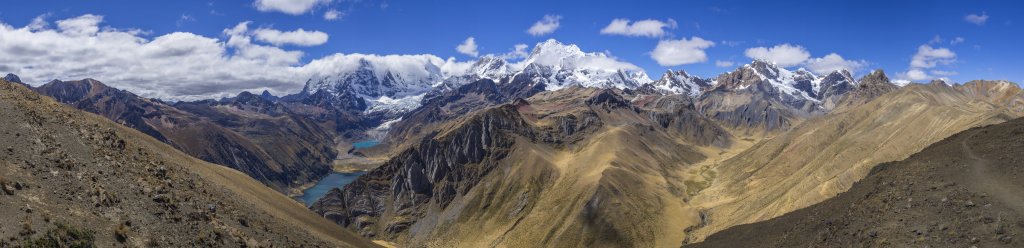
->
xmin=0 ymin=79 xmax=375 ymax=247
xmin=689 ymin=116 xmax=1024 ymax=247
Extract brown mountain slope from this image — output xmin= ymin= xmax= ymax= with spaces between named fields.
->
xmin=956 ymin=80 xmax=1024 ymax=112
xmin=689 ymin=116 xmax=1024 ymax=247
xmin=683 ymin=82 xmax=1024 ymax=243
xmin=0 ymin=80 xmax=376 ymax=247
xmin=33 ymin=79 xmax=336 ymax=193
xmin=173 ymin=92 xmax=340 ymax=193
xmin=312 ymin=87 xmax=734 ymax=247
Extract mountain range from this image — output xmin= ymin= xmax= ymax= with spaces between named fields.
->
xmin=4 ymin=38 xmax=1024 ymax=247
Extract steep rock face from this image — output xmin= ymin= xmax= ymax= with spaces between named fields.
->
xmin=714 ymin=60 xmax=820 ymax=106
xmin=696 ymin=84 xmax=808 ymax=134
xmin=690 ymin=117 xmax=1024 ymax=247
xmin=0 ymin=79 xmax=374 ymax=247
xmin=817 ymin=70 xmax=856 ymax=110
xmin=696 ymin=61 xmax=824 ymax=134
xmin=33 ymin=79 xmax=335 ymax=193
xmin=312 ymin=104 xmax=534 ymax=238
xmin=642 ymin=69 xmax=713 ymax=96
xmin=385 ymin=78 xmax=543 ymax=149
xmin=833 ymin=70 xmax=899 ymax=110
xmin=648 ymin=105 xmax=732 ymax=147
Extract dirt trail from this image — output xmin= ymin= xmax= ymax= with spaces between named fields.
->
xmin=961 ymin=130 xmax=1024 ymax=212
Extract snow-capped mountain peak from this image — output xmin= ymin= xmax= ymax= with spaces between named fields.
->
xmin=468 ymin=56 xmax=511 ymax=79
xmin=728 ymin=59 xmax=819 ymax=101
xmin=302 ymin=55 xmax=444 ymax=99
xmin=296 ymin=39 xmax=653 ymax=117
xmin=515 ymin=39 xmax=652 ymax=91
xmin=649 ymin=69 xmax=711 ymax=96
xmin=525 ymin=39 xmax=587 ymax=67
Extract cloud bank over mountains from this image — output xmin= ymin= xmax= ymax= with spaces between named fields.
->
xmin=0 ymin=11 xmax=974 ymax=101
xmin=0 ymin=14 xmax=472 ymax=101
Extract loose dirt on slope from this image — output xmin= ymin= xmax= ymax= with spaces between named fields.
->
xmin=962 ymin=130 xmax=1024 ymax=213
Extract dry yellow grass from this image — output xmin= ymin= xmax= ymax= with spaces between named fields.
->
xmin=684 ymin=83 xmax=1024 ymax=242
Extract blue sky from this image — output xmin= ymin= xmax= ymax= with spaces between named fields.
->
xmin=0 ymin=0 xmax=1021 ymax=99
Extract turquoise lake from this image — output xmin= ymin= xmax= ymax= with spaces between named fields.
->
xmin=352 ymin=140 xmax=381 ymax=149
xmin=297 ymin=171 xmax=366 ymax=206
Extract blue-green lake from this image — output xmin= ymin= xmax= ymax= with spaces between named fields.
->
xmin=352 ymin=140 xmax=381 ymax=149
xmin=297 ymin=171 xmax=366 ymax=206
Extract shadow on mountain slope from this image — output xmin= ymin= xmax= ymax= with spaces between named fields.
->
xmin=689 ymin=117 xmax=1024 ymax=247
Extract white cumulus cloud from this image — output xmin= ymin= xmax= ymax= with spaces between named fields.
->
xmin=455 ymin=37 xmax=479 ymax=57
xmin=649 ymin=37 xmax=715 ymax=66
xmin=950 ymin=37 xmax=965 ymax=45
xmin=964 ymin=12 xmax=989 ymax=25
xmin=600 ymin=18 xmax=677 ymax=38
xmin=498 ymin=44 xmax=529 ymax=60
xmin=323 ymin=9 xmax=343 ymax=20
xmin=252 ymin=27 xmax=329 ymax=46
xmin=744 ymin=44 xmax=811 ymax=67
xmin=904 ymin=69 xmax=929 ymax=81
xmin=899 ymin=44 xmax=958 ymax=82
xmin=804 ymin=53 xmax=868 ymax=74
xmin=254 ymin=0 xmax=332 ymax=15
xmin=56 ymin=14 xmax=103 ymax=36
xmin=910 ymin=45 xmax=956 ymax=68
xmin=527 ymin=15 xmax=561 ymax=36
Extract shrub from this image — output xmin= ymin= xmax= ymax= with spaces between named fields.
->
xmin=23 ymin=223 xmax=95 ymax=248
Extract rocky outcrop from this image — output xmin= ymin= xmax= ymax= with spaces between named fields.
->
xmin=833 ymin=70 xmax=899 ymax=110
xmin=3 ymin=73 xmax=24 ymax=86
xmin=817 ymin=70 xmax=856 ymax=110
